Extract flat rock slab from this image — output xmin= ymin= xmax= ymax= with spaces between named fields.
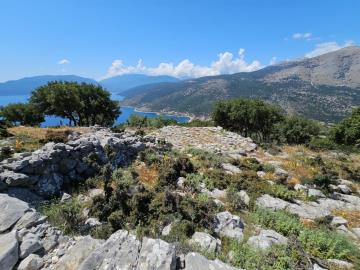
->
xmin=54 ymin=236 xmax=103 ymax=270
xmin=79 ymin=230 xmax=177 ymax=270
xmin=184 ymin=252 xmax=242 ymax=270
xmin=154 ymin=126 xmax=256 ymax=154
xmin=0 ymin=230 xmax=19 ymax=270
xmin=0 ymin=193 xmax=29 ymax=232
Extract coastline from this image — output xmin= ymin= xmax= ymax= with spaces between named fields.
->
xmin=121 ymin=105 xmax=196 ymax=122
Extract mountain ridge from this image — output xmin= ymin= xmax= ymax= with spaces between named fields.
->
xmin=121 ymin=46 xmax=360 ymax=122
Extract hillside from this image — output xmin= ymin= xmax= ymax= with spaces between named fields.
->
xmin=0 ymin=126 xmax=359 ymax=269
xmin=122 ymin=46 xmax=360 ymax=122
xmin=99 ymin=74 xmax=180 ymax=93
xmin=0 ymin=75 xmax=97 ymax=96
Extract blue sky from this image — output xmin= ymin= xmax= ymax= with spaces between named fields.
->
xmin=0 ymin=0 xmax=358 ymax=82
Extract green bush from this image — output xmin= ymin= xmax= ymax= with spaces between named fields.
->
xmin=183 ymin=173 xmax=203 ymax=193
xmin=332 ymin=107 xmax=360 ymax=146
xmin=251 ymin=208 xmax=302 ymax=236
xmin=275 ymin=116 xmax=321 ymax=144
xmin=299 ymin=229 xmax=360 ymax=261
xmin=0 ymin=103 xmax=44 ymax=126
xmin=0 ymin=146 xmax=13 ymax=162
xmin=41 ymin=199 xmax=85 ymax=235
xmin=212 ymin=98 xmax=284 ymax=142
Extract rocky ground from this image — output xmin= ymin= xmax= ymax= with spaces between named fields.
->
xmin=0 ymin=126 xmax=359 ymax=269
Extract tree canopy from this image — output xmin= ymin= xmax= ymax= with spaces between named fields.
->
xmin=0 ymin=103 xmax=44 ymax=126
xmin=29 ymin=81 xmax=120 ymax=126
xmin=212 ymin=98 xmax=284 ymax=141
xmin=332 ymin=107 xmax=360 ymax=146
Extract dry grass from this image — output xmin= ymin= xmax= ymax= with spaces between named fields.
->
xmin=332 ymin=210 xmax=360 ymax=228
xmin=136 ymin=163 xmax=158 ymax=188
xmin=7 ymin=126 xmax=90 ymax=141
xmin=5 ymin=126 xmax=91 ymax=152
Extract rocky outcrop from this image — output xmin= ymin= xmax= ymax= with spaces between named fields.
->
xmin=189 ymin=232 xmax=221 ymax=253
xmin=256 ymin=193 xmax=360 ymax=220
xmin=184 ymin=252 xmax=242 ymax=270
xmin=247 ymin=229 xmax=288 ymax=250
xmin=154 ymin=126 xmax=257 ymax=154
xmin=214 ymin=212 xmax=244 ymax=241
xmin=0 ymin=128 xmax=157 ymax=198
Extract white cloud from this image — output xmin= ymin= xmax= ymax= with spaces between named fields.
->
xmin=305 ymin=40 xmax=355 ymax=58
xmin=269 ymin=57 xmax=277 ymax=65
xmin=292 ymin=32 xmax=312 ymax=40
xmin=57 ymin=59 xmax=70 ymax=65
xmin=102 ymin=49 xmax=263 ymax=79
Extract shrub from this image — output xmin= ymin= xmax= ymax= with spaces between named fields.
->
xmin=0 ymin=103 xmax=44 ymax=126
xmin=40 ymin=129 xmax=71 ymax=143
xmin=332 ymin=107 xmax=360 ymax=146
xmin=299 ymin=228 xmax=360 ymax=261
xmin=251 ymin=208 xmax=302 ymax=236
xmin=276 ymin=116 xmax=321 ymax=144
xmin=183 ymin=173 xmax=203 ymax=193
xmin=0 ymin=146 xmax=13 ymax=161
xmin=212 ymin=98 xmax=284 ymax=142
xmin=41 ymin=199 xmax=85 ymax=235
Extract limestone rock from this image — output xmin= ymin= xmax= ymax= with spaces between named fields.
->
xmin=184 ymin=252 xmax=242 ymax=270
xmin=330 ymin=216 xmax=348 ymax=227
xmin=221 ymin=163 xmax=242 ymax=174
xmin=0 ymin=230 xmax=19 ymax=270
xmin=137 ymin=237 xmax=177 ymax=270
xmin=247 ymin=229 xmax=288 ymax=250
xmin=308 ymin=189 xmax=326 ymax=198
xmin=190 ymin=232 xmax=221 ymax=253
xmin=54 ymin=236 xmax=103 ymax=270
xmin=327 ymin=259 xmax=354 ymax=269
xmin=0 ymin=193 xmax=29 ymax=232
xmin=162 ymin=223 xmax=172 ymax=236
xmin=214 ymin=211 xmax=244 ymax=241
xmin=15 ymin=211 xmax=46 ymax=230
xmin=20 ymin=233 xmax=43 ymax=259
xmin=18 ymin=254 xmax=44 ymax=270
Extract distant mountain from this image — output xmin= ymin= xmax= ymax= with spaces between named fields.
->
xmin=99 ymin=74 xmax=180 ymax=93
xmin=122 ymin=46 xmax=360 ymax=122
xmin=0 ymin=75 xmax=97 ymax=96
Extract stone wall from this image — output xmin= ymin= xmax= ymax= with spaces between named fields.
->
xmin=0 ymin=128 xmax=157 ymax=198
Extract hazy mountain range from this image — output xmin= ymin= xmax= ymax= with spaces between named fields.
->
xmin=1 ymin=46 xmax=360 ymax=122
xmin=121 ymin=46 xmax=360 ymax=122
xmin=0 ymin=74 xmax=179 ymax=96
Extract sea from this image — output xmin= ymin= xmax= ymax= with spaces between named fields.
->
xmin=0 ymin=94 xmax=189 ymax=127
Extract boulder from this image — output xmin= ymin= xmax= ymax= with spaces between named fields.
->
xmin=308 ymin=189 xmax=326 ymax=198
xmin=330 ymin=216 xmax=348 ymax=227
xmin=0 ymin=230 xmax=19 ymax=270
xmin=351 ymin=227 xmax=360 ymax=239
xmin=184 ymin=252 xmax=241 ymax=270
xmin=60 ymin=192 xmax=71 ymax=202
xmin=190 ymin=232 xmax=221 ymax=253
xmin=36 ymin=173 xmax=64 ymax=197
xmin=78 ymin=230 xmax=141 ymax=270
xmin=238 ymin=190 xmax=250 ymax=206
xmin=221 ymin=163 xmax=242 ymax=174
xmin=20 ymin=233 xmax=43 ymax=259
xmin=274 ymin=167 xmax=288 ymax=179
xmin=0 ymin=193 xmax=29 ymax=232
xmin=0 ymin=170 xmax=30 ymax=186
xmin=84 ymin=218 xmax=101 ymax=228
xmin=337 ymin=184 xmax=352 ymax=194
xmin=256 ymin=194 xmax=290 ymax=211
xmin=136 ymin=237 xmax=177 ymax=270
xmin=247 ymin=229 xmax=288 ymax=250
xmin=18 ymin=254 xmax=44 ymax=270
xmin=214 ymin=211 xmax=244 ymax=241
xmin=54 ymin=236 xmax=103 ymax=270
xmin=327 ymin=259 xmax=353 ymax=269
xmin=162 ymin=223 xmax=172 ymax=236
xmin=15 ymin=211 xmax=46 ymax=230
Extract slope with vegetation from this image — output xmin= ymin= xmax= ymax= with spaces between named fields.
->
xmin=0 ymin=97 xmax=360 ymax=269
xmin=122 ymin=46 xmax=360 ymax=122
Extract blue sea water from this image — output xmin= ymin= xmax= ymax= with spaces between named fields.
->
xmin=0 ymin=94 xmax=189 ymax=127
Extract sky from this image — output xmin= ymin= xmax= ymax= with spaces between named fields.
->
xmin=0 ymin=0 xmax=359 ymax=82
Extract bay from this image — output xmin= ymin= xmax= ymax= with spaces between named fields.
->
xmin=0 ymin=94 xmax=189 ymax=127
